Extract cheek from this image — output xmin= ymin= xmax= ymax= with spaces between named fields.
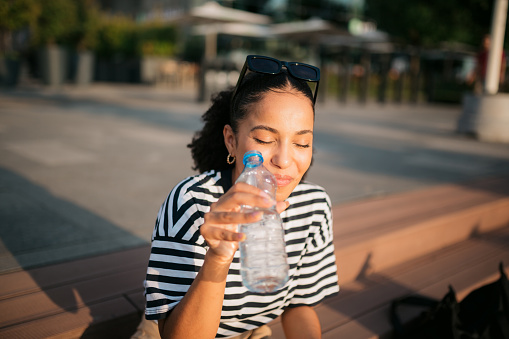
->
xmin=292 ymin=148 xmax=313 ymax=177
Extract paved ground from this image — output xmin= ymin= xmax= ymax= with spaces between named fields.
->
xmin=1 ymin=83 xmax=509 ymax=274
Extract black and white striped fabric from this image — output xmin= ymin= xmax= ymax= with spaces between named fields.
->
xmin=144 ymin=169 xmax=339 ymax=338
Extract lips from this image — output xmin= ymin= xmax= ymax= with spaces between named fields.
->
xmin=274 ymin=174 xmax=294 ymax=187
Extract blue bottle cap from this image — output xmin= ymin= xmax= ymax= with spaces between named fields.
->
xmin=243 ymin=150 xmax=263 ymax=167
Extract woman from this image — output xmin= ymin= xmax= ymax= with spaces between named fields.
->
xmin=144 ymin=55 xmax=339 ymax=339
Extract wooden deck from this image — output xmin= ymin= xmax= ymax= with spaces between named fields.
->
xmin=0 ymin=246 xmax=150 ymax=338
xmin=270 ymin=227 xmax=509 ymax=338
xmin=1 ymin=176 xmax=509 ymax=338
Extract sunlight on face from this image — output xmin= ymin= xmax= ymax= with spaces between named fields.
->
xmin=229 ymin=90 xmax=314 ymax=202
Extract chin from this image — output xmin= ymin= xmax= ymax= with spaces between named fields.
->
xmin=276 ymin=185 xmax=295 ymax=202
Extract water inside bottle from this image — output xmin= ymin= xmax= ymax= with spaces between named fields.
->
xmin=239 ymin=209 xmax=289 ymax=293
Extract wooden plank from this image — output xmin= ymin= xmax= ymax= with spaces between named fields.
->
xmin=380 ymin=224 xmax=509 ymax=283
xmin=0 ymin=297 xmax=138 ymax=339
xmin=332 ymin=176 xmax=509 ymax=221
xmin=268 ymin=226 xmax=509 ymax=338
xmin=0 ymin=245 xmax=150 ymax=300
xmin=1 ymin=177 xmax=507 ymax=338
xmin=334 ymin=198 xmax=509 ymax=284
xmin=329 ymin=231 xmax=509 ymax=327
xmin=0 ymin=264 xmax=146 ymax=328
xmin=332 ymin=176 xmax=509 ymax=239
xmin=321 ymin=261 xmax=509 ymax=339
xmin=334 ymin=190 xmax=509 ymax=243
xmin=126 ymin=289 xmax=146 ymax=313
xmin=320 ymin=232 xmax=509 ymax=339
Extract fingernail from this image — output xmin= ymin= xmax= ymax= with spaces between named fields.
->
xmin=236 ymin=233 xmax=246 ymax=241
xmin=250 ymin=211 xmax=262 ymax=218
xmin=261 ymin=191 xmax=271 ymax=200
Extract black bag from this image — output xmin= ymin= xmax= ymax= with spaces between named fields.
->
xmin=391 ymin=262 xmax=509 ymax=339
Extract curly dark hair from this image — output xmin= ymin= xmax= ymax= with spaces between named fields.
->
xmin=188 ymin=70 xmax=315 ymax=173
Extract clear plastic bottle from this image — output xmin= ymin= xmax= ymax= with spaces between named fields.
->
xmin=236 ymin=150 xmax=289 ymax=293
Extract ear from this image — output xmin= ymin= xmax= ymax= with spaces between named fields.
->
xmin=223 ymin=124 xmax=236 ymax=154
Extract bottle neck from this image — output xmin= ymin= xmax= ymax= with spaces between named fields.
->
xmin=245 ymin=159 xmax=262 ymax=168
xmin=243 ymin=151 xmax=263 ymax=168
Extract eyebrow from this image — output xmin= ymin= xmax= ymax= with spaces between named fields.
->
xmin=250 ymin=125 xmax=313 ymax=135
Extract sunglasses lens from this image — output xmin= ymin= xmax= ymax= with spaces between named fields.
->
xmin=290 ymin=65 xmax=319 ymax=81
xmin=250 ymin=57 xmax=280 ymax=73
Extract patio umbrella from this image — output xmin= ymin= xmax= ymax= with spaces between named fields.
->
xmin=162 ymin=2 xmax=272 ymax=59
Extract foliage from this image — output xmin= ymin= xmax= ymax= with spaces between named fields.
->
xmin=95 ymin=15 xmax=137 ymax=58
xmin=365 ymin=0 xmax=509 ymax=47
xmin=1 ymin=0 xmax=101 ymax=50
xmin=140 ymin=41 xmax=175 ymax=57
xmin=71 ymin=0 xmax=101 ymax=50
xmin=0 ymin=0 xmax=40 ymax=56
xmin=32 ymin=0 xmax=78 ymax=46
xmin=137 ymin=22 xmax=177 ymax=57
xmin=96 ymin=16 xmax=178 ymax=59
xmin=1 ymin=0 xmax=178 ymax=61
xmin=0 ymin=0 xmax=40 ymax=32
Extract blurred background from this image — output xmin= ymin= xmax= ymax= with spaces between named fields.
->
xmin=1 ymin=1 xmax=509 ymax=338
xmin=1 ymin=0 xmax=508 ymax=103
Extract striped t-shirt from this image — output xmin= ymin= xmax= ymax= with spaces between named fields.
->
xmin=144 ymin=169 xmax=339 ymax=338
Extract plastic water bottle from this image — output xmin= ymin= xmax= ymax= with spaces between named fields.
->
xmin=236 ymin=150 xmax=289 ymax=293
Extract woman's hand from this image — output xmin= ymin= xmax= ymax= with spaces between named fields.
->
xmin=159 ymin=184 xmax=290 ymax=339
xmin=200 ymin=182 xmax=289 ymax=264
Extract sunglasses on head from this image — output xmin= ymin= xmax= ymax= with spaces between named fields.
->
xmin=231 ymin=55 xmax=321 ymax=105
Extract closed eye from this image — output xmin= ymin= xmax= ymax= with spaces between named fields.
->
xmin=254 ymin=138 xmax=272 ymax=145
xmin=295 ymin=143 xmax=310 ymax=148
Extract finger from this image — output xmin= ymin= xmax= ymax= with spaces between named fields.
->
xmin=231 ymin=182 xmax=272 ymax=197
xmin=213 ymin=191 xmax=273 ymax=211
xmin=200 ymin=225 xmax=246 ymax=242
xmin=205 ymin=210 xmax=263 ymax=225
xmin=226 ymin=183 xmax=273 ymax=203
xmin=276 ymin=201 xmax=290 ymax=214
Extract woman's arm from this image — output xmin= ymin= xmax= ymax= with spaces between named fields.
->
xmin=158 ymin=250 xmax=233 ymax=339
xmin=281 ymin=306 xmax=322 ymax=339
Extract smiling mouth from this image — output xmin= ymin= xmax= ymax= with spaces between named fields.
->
xmin=274 ymin=174 xmax=293 ymax=187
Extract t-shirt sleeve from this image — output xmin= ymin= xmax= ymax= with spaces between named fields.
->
xmin=289 ymin=192 xmax=339 ymax=307
xmin=144 ymin=179 xmax=209 ymax=320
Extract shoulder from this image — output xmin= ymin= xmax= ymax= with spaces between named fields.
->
xmin=287 ymin=181 xmax=331 ymax=206
xmin=170 ymin=170 xmax=226 ymax=205
xmin=283 ymin=182 xmax=334 ymax=250
xmin=152 ymin=170 xmax=227 ymax=241
xmin=284 ymin=181 xmax=332 ymax=219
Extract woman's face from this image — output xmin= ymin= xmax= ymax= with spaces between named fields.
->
xmin=224 ymin=90 xmax=314 ymax=202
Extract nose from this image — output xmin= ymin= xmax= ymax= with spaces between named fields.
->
xmin=271 ymin=143 xmax=291 ymax=169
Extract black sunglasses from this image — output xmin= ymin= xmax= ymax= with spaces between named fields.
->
xmin=231 ymin=55 xmax=321 ymax=105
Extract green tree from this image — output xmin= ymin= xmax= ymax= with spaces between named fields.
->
xmin=138 ymin=22 xmax=178 ymax=57
xmin=72 ymin=0 xmax=101 ymax=51
xmin=32 ymin=0 xmax=78 ymax=46
xmin=95 ymin=15 xmax=137 ymax=58
xmin=0 ymin=0 xmax=40 ymax=55
xmin=365 ymin=0 xmax=508 ymax=47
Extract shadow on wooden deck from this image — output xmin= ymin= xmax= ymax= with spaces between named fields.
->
xmin=0 ymin=167 xmax=148 ymax=338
